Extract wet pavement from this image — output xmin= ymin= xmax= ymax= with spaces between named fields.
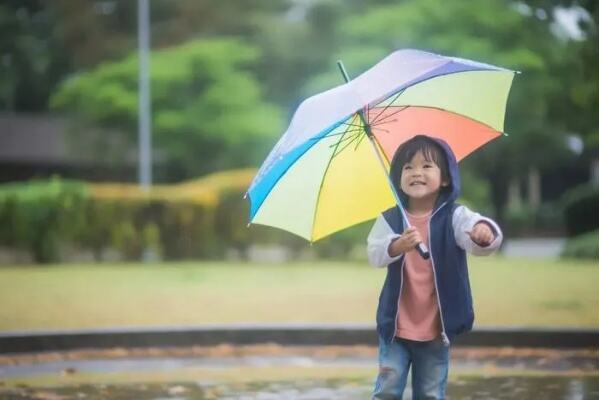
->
xmin=1 ymin=345 xmax=598 ymax=399
xmin=1 ymin=377 xmax=599 ymax=399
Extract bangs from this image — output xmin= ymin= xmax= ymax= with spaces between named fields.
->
xmin=399 ymin=142 xmax=444 ymax=168
xmin=396 ymin=137 xmax=446 ymax=169
xmin=391 ymin=135 xmax=450 ymax=183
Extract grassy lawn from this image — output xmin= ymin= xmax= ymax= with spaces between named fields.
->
xmin=0 ymin=257 xmax=598 ymax=331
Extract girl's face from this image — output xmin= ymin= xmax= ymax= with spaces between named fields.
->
xmin=399 ymin=150 xmax=448 ymax=203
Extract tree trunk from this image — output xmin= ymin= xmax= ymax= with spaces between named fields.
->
xmin=527 ymin=167 xmax=541 ymax=208
xmin=507 ymin=177 xmax=522 ymax=210
xmin=489 ymin=172 xmax=509 ymax=229
xmin=591 ymin=158 xmax=599 ymax=186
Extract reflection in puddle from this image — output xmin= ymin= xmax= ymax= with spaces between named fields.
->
xmin=2 ymin=347 xmax=599 ymax=399
xmin=2 ymin=377 xmax=599 ymax=399
xmin=449 ymin=376 xmax=598 ymax=399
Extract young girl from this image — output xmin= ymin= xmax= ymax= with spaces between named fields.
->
xmin=367 ymin=135 xmax=502 ymax=399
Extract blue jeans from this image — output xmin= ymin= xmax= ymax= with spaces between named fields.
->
xmin=372 ymin=337 xmax=449 ymax=400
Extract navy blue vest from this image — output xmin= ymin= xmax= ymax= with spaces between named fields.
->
xmin=376 ymin=202 xmax=474 ymax=343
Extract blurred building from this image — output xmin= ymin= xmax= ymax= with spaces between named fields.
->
xmin=0 ymin=113 xmax=137 ymax=183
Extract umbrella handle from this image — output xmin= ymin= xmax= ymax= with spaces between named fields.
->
xmin=417 ymin=243 xmax=430 ymax=260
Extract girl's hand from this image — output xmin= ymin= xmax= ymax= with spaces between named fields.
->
xmin=388 ymin=227 xmax=422 ymax=256
xmin=466 ymin=222 xmax=495 ymax=247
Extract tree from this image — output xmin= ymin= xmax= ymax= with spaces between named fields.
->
xmin=51 ymin=38 xmax=284 ymax=181
xmin=0 ymin=1 xmax=70 ymax=111
xmin=0 ymin=0 xmax=291 ymax=112
xmin=539 ymin=1 xmax=599 ymax=182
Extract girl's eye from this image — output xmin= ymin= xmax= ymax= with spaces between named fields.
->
xmin=404 ymin=165 xmax=412 ymax=170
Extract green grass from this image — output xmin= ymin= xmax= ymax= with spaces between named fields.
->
xmin=0 ymin=257 xmax=598 ymax=331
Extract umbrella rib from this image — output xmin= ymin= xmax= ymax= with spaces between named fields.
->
xmin=370 ymin=104 xmax=506 ymax=134
xmin=330 ymin=125 xmax=363 ymax=157
xmin=354 ymin=127 xmax=368 ymax=150
xmin=316 ymin=128 xmax=363 ymax=141
xmin=369 ymin=89 xmax=406 ymax=125
xmin=341 ymin=121 xmax=365 ymax=128
xmin=371 ymin=126 xmax=390 ymax=134
xmin=329 ymin=129 xmax=363 ymax=150
xmin=370 ymin=105 xmax=410 ymax=126
xmin=333 ymin=133 xmax=361 ymax=155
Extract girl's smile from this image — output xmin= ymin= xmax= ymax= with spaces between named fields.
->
xmin=400 ymin=151 xmax=448 ymax=204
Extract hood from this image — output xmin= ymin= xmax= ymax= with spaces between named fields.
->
xmin=388 ymin=136 xmax=461 ymax=210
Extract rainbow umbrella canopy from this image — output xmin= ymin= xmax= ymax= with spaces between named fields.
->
xmin=247 ymin=49 xmax=516 ymax=242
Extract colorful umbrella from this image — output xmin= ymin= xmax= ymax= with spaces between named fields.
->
xmin=246 ymin=49 xmax=516 ymax=248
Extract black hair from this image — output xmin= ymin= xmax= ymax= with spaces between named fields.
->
xmin=390 ymin=135 xmax=451 ymax=191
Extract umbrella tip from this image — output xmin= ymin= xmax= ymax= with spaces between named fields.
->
xmin=502 ymin=132 xmax=510 ymax=137
xmin=247 ymin=223 xmax=251 ymax=228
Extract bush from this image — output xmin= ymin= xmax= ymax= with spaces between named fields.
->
xmin=81 ymin=169 xmax=258 ymax=261
xmin=561 ymin=229 xmax=599 ymax=260
xmin=311 ymin=221 xmax=371 ymax=259
xmin=84 ymin=189 xmax=215 ymax=261
xmin=0 ymin=170 xmax=254 ymax=263
xmin=504 ymin=202 xmax=564 ymax=237
xmin=561 ymin=184 xmax=599 ymax=237
xmin=0 ymin=178 xmax=88 ymax=263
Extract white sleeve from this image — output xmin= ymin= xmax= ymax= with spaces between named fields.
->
xmin=367 ymin=215 xmax=403 ymax=268
xmin=452 ymin=205 xmax=503 ymax=256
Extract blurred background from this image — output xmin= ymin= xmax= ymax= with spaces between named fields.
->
xmin=0 ymin=0 xmax=598 ymax=331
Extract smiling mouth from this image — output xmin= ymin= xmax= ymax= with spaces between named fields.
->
xmin=410 ymin=181 xmax=426 ymax=186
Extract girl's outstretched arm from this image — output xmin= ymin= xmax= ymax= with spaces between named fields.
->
xmin=453 ymin=205 xmax=503 ymax=256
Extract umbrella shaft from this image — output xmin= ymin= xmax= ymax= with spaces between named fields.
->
xmin=337 ymin=59 xmax=428 ymax=258
xmin=365 ymin=135 xmax=408 ymax=221
xmin=337 ymin=60 xmax=373 ymax=137
xmin=338 ymin=58 xmax=407 ymax=221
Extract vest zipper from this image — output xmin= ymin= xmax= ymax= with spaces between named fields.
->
xmin=429 ymin=201 xmax=451 ymax=346
xmin=391 ymin=257 xmax=406 ymax=344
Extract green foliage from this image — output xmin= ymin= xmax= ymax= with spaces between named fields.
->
xmin=81 ymin=198 xmax=214 ymax=261
xmin=523 ymin=1 xmax=599 ymax=149
xmin=0 ymin=178 xmax=88 ymax=263
xmin=458 ymin=167 xmax=493 ymax=214
xmin=0 ymin=177 xmax=218 ymax=263
xmin=561 ymin=229 xmax=599 ymax=260
xmin=51 ymin=38 xmax=284 ymax=180
xmin=0 ymin=1 xmax=292 ymax=112
xmin=311 ymin=221 xmax=371 ymax=260
xmin=561 ymin=184 xmax=599 ymax=237
xmin=504 ymin=203 xmax=564 ymax=237
xmin=0 ymin=2 xmax=70 ymax=111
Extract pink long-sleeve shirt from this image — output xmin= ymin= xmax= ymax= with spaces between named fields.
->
xmin=396 ymin=211 xmax=441 ymax=341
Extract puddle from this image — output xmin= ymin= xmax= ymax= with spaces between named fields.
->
xmin=1 ymin=346 xmax=599 ymax=399
xmin=1 ymin=377 xmax=599 ymax=399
